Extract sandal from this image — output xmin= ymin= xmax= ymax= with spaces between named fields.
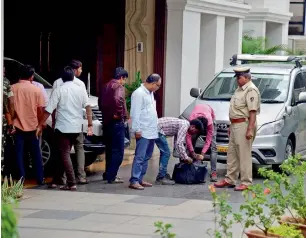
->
xmin=78 ymin=179 xmax=89 ymax=185
xmin=59 ymin=185 xmax=77 ymax=191
xmin=48 ymin=184 xmax=58 ymax=189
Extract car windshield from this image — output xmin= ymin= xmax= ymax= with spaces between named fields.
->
xmin=4 ymin=59 xmax=52 ymax=88
xmin=201 ymin=72 xmax=290 ymax=103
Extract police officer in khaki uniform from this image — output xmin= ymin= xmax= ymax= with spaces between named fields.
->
xmin=214 ymin=66 xmax=260 ymax=191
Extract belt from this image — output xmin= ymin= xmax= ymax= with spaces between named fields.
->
xmin=230 ymin=118 xmax=247 ymax=124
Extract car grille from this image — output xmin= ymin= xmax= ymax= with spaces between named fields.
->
xmin=216 ymin=123 xmax=230 ymax=144
xmin=92 ymin=108 xmax=103 ymax=124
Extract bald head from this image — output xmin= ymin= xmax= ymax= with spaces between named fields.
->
xmin=144 ymin=73 xmax=162 ymax=92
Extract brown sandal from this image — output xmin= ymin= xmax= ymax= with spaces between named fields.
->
xmin=59 ymin=185 xmax=77 ymax=191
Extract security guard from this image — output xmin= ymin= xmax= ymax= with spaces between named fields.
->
xmin=214 ymin=66 xmax=260 ymax=191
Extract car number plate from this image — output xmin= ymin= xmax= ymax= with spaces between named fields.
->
xmin=217 ymin=146 xmax=228 ymax=153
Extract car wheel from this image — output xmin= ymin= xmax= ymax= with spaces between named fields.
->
xmin=272 ymin=139 xmax=294 ymax=172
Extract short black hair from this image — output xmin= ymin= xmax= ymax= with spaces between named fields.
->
xmin=114 ymin=67 xmax=128 ymax=79
xmin=68 ymin=60 xmax=82 ymax=70
xmin=197 ymin=117 xmax=208 ymax=131
xmin=190 ymin=119 xmax=204 ymax=132
xmin=62 ymin=66 xmax=75 ymax=82
xmin=20 ymin=65 xmax=35 ymax=79
xmin=146 ymin=73 xmax=161 ymax=83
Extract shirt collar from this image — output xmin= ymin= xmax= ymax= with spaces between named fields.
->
xmin=141 ymin=84 xmax=151 ymax=94
xmin=241 ymin=81 xmax=252 ymax=91
xmin=19 ymin=80 xmax=31 ymax=84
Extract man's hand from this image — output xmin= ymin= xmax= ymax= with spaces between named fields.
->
xmin=246 ymin=128 xmax=254 ymax=140
xmin=191 ymin=151 xmax=197 ymax=159
xmin=113 ymin=115 xmax=120 ymax=120
xmin=7 ymin=125 xmax=16 ymax=135
xmin=42 ymin=122 xmax=47 ymax=129
xmin=186 ymin=158 xmax=193 ymax=164
xmin=36 ymin=126 xmax=43 ymax=138
xmin=135 ymin=132 xmax=142 ymax=139
xmin=87 ymin=126 xmax=93 ymax=136
xmin=196 ymin=154 xmax=204 ymax=161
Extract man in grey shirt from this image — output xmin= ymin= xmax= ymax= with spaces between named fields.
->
xmin=51 ymin=60 xmax=88 ymax=184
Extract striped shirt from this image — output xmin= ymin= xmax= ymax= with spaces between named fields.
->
xmin=158 ymin=117 xmax=190 ymax=161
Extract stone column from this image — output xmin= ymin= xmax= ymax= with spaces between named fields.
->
xmin=266 ymin=22 xmax=289 ymax=47
xmin=224 ymin=18 xmax=243 ymax=67
xmin=198 ymin=14 xmax=225 ymax=90
xmin=164 ymin=0 xmax=201 ymax=117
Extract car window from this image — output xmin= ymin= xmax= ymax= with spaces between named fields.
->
xmin=202 ymin=73 xmax=290 ymax=102
xmin=293 ymin=73 xmax=306 ymax=103
xmin=4 ymin=59 xmax=52 ymax=88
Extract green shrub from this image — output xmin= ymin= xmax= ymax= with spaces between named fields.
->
xmin=269 ymin=224 xmax=303 ymax=238
xmin=125 ymin=71 xmax=142 ymax=112
xmin=2 ymin=176 xmax=24 ymax=204
xmin=154 ymin=221 xmax=176 ymax=238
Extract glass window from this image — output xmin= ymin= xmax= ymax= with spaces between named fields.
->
xmin=293 ymin=73 xmax=306 ymax=102
xmin=290 ymin=3 xmax=304 ymax=22
xmin=201 ymin=73 xmax=290 ymax=103
xmin=289 ymin=24 xmax=304 ymax=35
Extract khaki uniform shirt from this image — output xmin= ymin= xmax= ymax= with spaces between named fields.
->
xmin=229 ymin=81 xmax=261 ymax=119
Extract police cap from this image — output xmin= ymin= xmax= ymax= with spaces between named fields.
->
xmin=233 ymin=66 xmax=251 ymax=77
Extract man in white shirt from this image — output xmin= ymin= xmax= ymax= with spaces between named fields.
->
xmin=36 ymin=66 xmax=93 ymax=191
xmin=51 ymin=60 xmax=89 ymax=185
xmin=129 ymin=74 xmax=161 ymax=190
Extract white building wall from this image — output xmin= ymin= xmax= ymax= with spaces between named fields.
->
xmin=164 ymin=0 xmax=251 ymax=117
xmin=243 ymin=0 xmax=292 ymax=46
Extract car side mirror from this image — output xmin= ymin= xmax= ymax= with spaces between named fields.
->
xmin=298 ymin=92 xmax=306 ymax=104
xmin=190 ymin=88 xmax=202 ymax=98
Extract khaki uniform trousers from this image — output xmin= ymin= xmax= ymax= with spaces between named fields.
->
xmin=225 ymin=121 xmax=256 ymax=186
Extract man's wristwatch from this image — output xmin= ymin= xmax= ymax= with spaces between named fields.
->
xmin=88 ymin=124 xmax=93 ymax=127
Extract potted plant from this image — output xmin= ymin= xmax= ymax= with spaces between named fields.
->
xmin=207 ymin=185 xmax=243 ymax=238
xmin=259 ymin=155 xmax=306 ymax=237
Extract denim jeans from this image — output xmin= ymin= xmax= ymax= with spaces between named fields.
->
xmin=15 ymin=129 xmax=44 ymax=184
xmin=129 ymin=137 xmax=155 ymax=184
xmin=154 ymin=133 xmax=171 ymax=179
xmin=103 ymin=121 xmax=125 ymax=182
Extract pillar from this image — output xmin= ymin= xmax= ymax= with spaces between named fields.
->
xmin=198 ymin=14 xmax=225 ymax=90
xmin=224 ymin=18 xmax=243 ymax=68
xmin=164 ymin=1 xmax=201 ymax=117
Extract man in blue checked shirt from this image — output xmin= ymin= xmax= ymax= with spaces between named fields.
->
xmin=129 ymin=74 xmax=161 ymax=190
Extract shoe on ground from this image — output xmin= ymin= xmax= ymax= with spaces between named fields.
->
xmin=210 ymin=172 xmax=218 ymax=182
xmin=108 ymin=177 xmax=124 ymax=184
xmin=156 ymin=177 xmax=175 ymax=185
xmin=234 ymin=184 xmax=249 ymax=191
xmin=129 ymin=183 xmax=144 ymax=190
xmin=214 ymin=179 xmax=235 ymax=188
xmin=140 ymin=181 xmax=153 ymax=187
xmin=165 ymin=173 xmax=173 ymax=180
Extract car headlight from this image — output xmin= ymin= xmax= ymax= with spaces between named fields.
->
xmin=257 ymin=119 xmax=284 ymax=136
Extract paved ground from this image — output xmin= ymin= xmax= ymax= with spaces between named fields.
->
xmin=19 ymin=134 xmax=290 ymax=238
xmin=18 ymin=188 xmax=245 ymax=238
xmin=18 ymin=144 xmax=269 ymax=238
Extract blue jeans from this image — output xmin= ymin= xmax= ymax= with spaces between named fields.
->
xmin=154 ymin=133 xmax=171 ymax=179
xmin=104 ymin=121 xmax=125 ymax=182
xmin=15 ymin=129 xmax=44 ymax=184
xmin=130 ymin=137 xmax=155 ymax=184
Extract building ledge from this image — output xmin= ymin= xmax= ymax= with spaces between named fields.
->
xmin=167 ymin=0 xmax=251 ymax=18
xmin=245 ymin=8 xmax=293 ymax=23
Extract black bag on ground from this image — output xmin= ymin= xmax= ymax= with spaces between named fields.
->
xmin=172 ymin=161 xmax=208 ymax=184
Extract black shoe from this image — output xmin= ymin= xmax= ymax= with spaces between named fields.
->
xmin=165 ymin=173 xmax=173 ymax=180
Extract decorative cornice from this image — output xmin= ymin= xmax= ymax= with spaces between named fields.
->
xmin=167 ymin=0 xmax=251 ymax=18
xmin=244 ymin=8 xmax=293 ymax=23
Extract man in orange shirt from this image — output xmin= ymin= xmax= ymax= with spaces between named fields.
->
xmin=12 ymin=65 xmax=45 ymax=185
